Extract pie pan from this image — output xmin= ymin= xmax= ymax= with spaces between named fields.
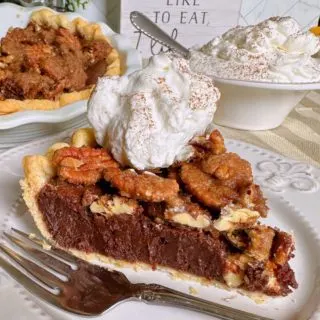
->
xmin=0 ymin=3 xmax=142 ymax=143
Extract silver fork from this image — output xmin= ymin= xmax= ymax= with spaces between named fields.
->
xmin=0 ymin=228 xmax=272 ymax=320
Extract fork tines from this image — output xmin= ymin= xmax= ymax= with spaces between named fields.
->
xmin=0 ymin=228 xmax=83 ymax=314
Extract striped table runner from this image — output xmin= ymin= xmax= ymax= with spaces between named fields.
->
xmin=217 ymin=91 xmax=320 ymax=168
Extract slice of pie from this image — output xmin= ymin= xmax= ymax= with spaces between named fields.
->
xmin=21 ymin=128 xmax=298 ymax=297
xmin=0 ymin=9 xmax=120 ymax=114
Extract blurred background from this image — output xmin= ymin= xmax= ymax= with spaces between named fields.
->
xmin=70 ymin=0 xmax=320 ymax=58
xmin=240 ymin=0 xmax=320 ymax=30
xmin=1 ymin=0 xmax=319 ymax=53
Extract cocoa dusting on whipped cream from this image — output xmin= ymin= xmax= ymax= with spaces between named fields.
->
xmin=189 ymin=16 xmax=320 ymax=83
xmin=88 ymin=53 xmax=220 ymax=170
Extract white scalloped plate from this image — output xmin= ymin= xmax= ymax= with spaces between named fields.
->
xmin=0 ymin=4 xmax=142 ymax=132
xmin=1 ymin=131 xmax=320 ymax=320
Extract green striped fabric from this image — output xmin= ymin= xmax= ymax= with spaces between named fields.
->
xmin=216 ymin=91 xmax=320 ymax=167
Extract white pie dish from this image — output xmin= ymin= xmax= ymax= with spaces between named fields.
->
xmin=213 ymin=77 xmax=320 ymax=131
xmin=0 ymin=3 xmax=142 ymax=142
xmin=1 ymin=130 xmax=320 ymax=320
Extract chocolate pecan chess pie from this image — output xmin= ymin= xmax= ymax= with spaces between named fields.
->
xmin=21 ymin=128 xmax=298 ymax=297
xmin=0 ymin=9 xmax=120 ymax=114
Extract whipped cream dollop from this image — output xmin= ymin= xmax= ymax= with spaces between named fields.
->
xmin=190 ymin=16 xmax=320 ymax=83
xmin=88 ymin=54 xmax=220 ymax=170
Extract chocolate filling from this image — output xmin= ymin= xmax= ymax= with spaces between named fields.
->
xmin=37 ymin=181 xmax=297 ymax=295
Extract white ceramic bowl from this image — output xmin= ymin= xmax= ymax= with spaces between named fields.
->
xmin=213 ymin=77 xmax=320 ymax=131
xmin=0 ymin=4 xmax=142 ymax=145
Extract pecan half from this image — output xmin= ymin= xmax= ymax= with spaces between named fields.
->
xmin=52 ymin=146 xmax=117 ymax=185
xmin=104 ymin=168 xmax=179 ymax=202
xmin=191 ymin=129 xmax=226 ymax=156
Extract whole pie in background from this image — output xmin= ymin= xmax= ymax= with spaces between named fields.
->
xmin=0 ymin=9 xmax=121 ymax=114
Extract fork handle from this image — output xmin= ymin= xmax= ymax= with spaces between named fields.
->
xmin=136 ymin=285 xmax=273 ymax=320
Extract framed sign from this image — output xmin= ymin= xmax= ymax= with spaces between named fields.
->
xmin=120 ymin=0 xmax=242 ymax=57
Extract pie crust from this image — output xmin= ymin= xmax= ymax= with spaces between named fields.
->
xmin=21 ymin=128 xmax=97 ymax=241
xmin=0 ymin=9 xmax=121 ymax=114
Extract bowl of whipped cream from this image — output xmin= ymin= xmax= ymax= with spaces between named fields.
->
xmin=190 ymin=16 xmax=320 ymax=130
